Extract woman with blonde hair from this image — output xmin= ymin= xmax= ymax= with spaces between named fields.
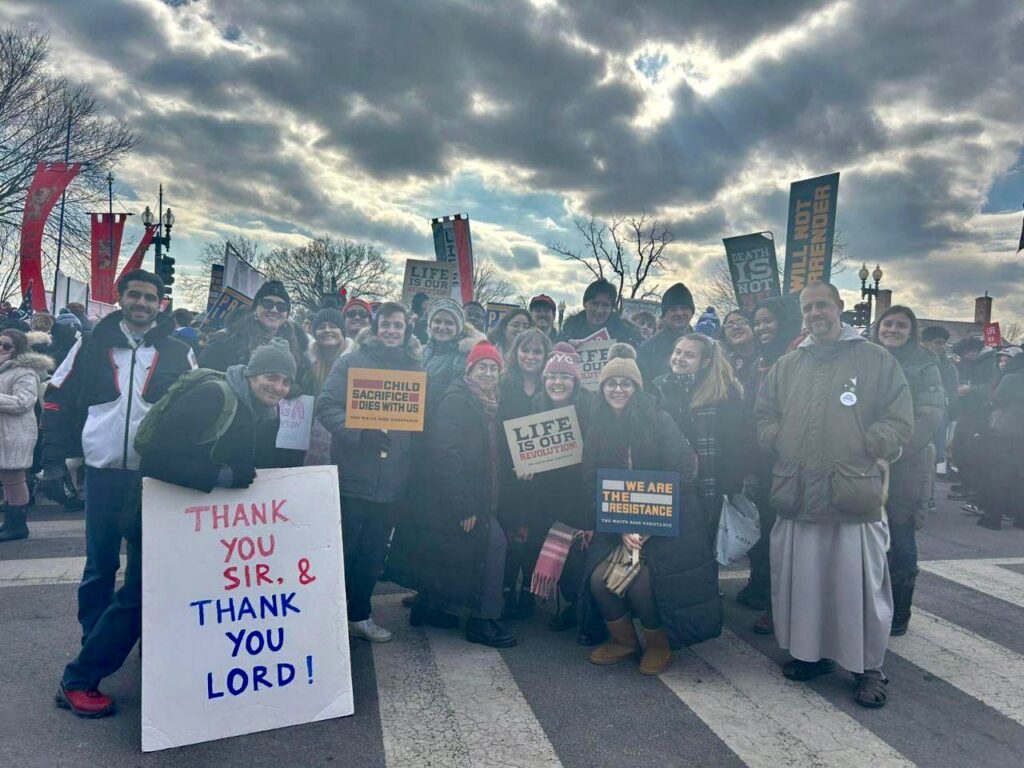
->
xmin=651 ymin=333 xmax=752 ymax=539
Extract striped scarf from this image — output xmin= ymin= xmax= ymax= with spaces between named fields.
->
xmin=529 ymin=522 xmax=577 ymax=599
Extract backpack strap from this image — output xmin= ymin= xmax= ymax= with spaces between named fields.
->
xmin=200 ymin=380 xmax=239 ymax=448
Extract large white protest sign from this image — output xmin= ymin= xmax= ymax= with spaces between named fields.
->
xmin=276 ymin=395 xmax=315 ymax=451
xmin=578 ymin=338 xmax=615 ymax=391
xmin=223 ymin=243 xmax=266 ymax=299
xmin=503 ymin=406 xmax=582 ymax=475
xmin=141 ymin=466 xmax=353 ymax=751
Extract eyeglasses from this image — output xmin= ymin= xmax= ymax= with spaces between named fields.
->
xmin=723 ymin=320 xmax=750 ymax=329
xmin=345 ymin=309 xmax=369 ymax=320
xmin=258 ymin=298 xmax=290 ymax=313
xmin=0 ymin=342 xmax=15 ymax=352
xmin=603 ymin=379 xmax=635 ymax=392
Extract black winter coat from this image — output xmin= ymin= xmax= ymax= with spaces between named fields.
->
xmin=578 ymin=392 xmax=723 ymax=649
xmin=199 ymin=316 xmax=315 ymax=396
xmin=528 ymin=388 xmax=594 ymax=531
xmin=637 ymin=326 xmax=691 ymax=384
xmin=557 ymin=310 xmax=642 ymax=348
xmin=396 ymin=379 xmax=501 ymax=612
xmin=315 ymin=330 xmax=423 ymax=504
xmin=497 ymin=375 xmax=543 ymax=530
xmin=138 ymin=380 xmax=281 ymax=493
xmin=885 ymin=344 xmax=945 ymax=526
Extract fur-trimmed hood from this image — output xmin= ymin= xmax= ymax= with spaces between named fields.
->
xmin=0 ymin=350 xmax=54 ymax=377
xmin=26 ymin=330 xmax=51 ymax=349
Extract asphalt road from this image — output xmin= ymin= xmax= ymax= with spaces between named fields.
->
xmin=1 ymin=480 xmax=1022 ymax=767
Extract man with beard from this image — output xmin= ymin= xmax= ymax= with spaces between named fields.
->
xmin=42 ymin=270 xmax=195 ymax=708
xmin=755 ymin=282 xmax=912 ymax=709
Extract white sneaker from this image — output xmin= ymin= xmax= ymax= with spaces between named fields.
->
xmin=349 ymin=618 xmax=393 ymax=643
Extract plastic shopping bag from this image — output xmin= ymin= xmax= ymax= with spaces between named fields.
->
xmin=715 ymin=493 xmax=761 ymax=566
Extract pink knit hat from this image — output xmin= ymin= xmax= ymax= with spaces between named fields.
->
xmin=543 ymin=342 xmax=582 ymax=382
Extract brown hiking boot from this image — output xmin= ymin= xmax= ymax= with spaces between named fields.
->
xmin=639 ymin=626 xmax=672 ymax=675
xmin=589 ymin=616 xmax=639 ymax=665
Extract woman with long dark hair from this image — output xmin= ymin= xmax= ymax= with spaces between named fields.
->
xmin=870 ymin=305 xmax=945 ymax=634
xmin=720 ymin=309 xmax=759 ymax=403
xmin=738 ymin=297 xmax=802 ymax=630
xmin=487 ymin=308 xmax=532 ymax=359
xmin=580 ymin=344 xmax=721 ymax=675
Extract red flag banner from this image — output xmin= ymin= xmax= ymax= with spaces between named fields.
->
xmin=116 ymin=224 xmax=158 ymax=285
xmin=431 ymin=213 xmax=475 ymax=304
xmin=90 ymin=213 xmax=129 ymax=303
xmin=19 ymin=162 xmax=83 ymax=310
xmin=983 ymin=322 xmax=1001 ymax=347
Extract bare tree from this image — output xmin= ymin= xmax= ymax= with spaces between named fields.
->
xmin=1001 ymin=319 xmax=1023 ymax=344
xmin=262 ymin=236 xmax=395 ymax=311
xmin=197 ymin=235 xmax=267 ymax=271
xmin=548 ymin=214 xmax=672 ymax=309
xmin=0 ymin=27 xmax=137 ymax=301
xmin=472 ymin=256 xmax=515 ymax=305
xmin=173 ymin=272 xmax=215 ymax=313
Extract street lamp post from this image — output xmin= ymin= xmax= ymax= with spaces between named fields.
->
xmin=140 ymin=184 xmax=175 ymax=270
xmin=557 ymin=300 xmax=566 ymax=331
xmin=859 ymin=263 xmax=884 ymax=326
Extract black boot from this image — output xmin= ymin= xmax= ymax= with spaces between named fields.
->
xmin=890 ymin=575 xmax=916 ymax=636
xmin=0 ymin=505 xmax=29 ymax=543
xmin=409 ymin=602 xmax=460 ymax=629
xmin=465 ymin=618 xmax=517 ymax=648
xmin=548 ymin=603 xmax=577 ymax=631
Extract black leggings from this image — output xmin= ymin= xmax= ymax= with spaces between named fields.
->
xmin=589 ymin=563 xmax=660 ymax=629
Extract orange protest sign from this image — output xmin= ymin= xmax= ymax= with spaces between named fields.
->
xmin=344 ymin=368 xmax=427 ymax=432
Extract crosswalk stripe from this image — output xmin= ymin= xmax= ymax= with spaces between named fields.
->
xmin=661 ymin=629 xmax=915 ymax=768
xmin=16 ymin=520 xmax=85 ymax=539
xmin=0 ymin=555 xmax=125 ymax=587
xmin=889 ymin=607 xmax=1024 ymax=727
xmin=372 ymin=597 xmax=563 ymax=768
xmin=919 ymin=558 xmax=1024 ymax=609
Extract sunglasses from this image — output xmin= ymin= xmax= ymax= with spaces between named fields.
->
xmin=345 ymin=309 xmax=369 ymax=320
xmin=258 ymin=298 xmax=290 ymax=313
xmin=0 ymin=341 xmax=15 ymax=352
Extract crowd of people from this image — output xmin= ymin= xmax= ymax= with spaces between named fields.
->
xmin=1 ymin=267 xmax=1022 ymax=723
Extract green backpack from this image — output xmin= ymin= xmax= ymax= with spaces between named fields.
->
xmin=135 ymin=368 xmax=238 ymax=456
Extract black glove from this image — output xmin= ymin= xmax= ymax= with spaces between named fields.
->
xmin=229 ymin=463 xmax=257 ymax=489
xmin=39 ymin=462 xmax=69 ymax=503
xmin=361 ymin=430 xmax=391 ymax=453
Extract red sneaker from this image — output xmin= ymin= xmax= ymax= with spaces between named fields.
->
xmin=55 ymin=684 xmax=116 ymax=718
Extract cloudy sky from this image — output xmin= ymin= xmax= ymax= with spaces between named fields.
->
xmin=3 ymin=0 xmax=1023 ymax=322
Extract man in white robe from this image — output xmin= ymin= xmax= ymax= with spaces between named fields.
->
xmin=755 ymin=282 xmax=912 ymax=708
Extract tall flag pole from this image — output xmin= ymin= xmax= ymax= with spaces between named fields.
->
xmin=51 ymin=108 xmax=73 ymax=312
xmin=1017 ymin=202 xmax=1023 ymax=253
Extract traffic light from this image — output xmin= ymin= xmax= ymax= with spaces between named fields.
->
xmin=852 ymin=301 xmax=870 ymax=327
xmin=156 ymin=254 xmax=176 ymax=295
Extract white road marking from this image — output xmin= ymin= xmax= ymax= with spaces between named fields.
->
xmin=0 ymin=555 xmax=124 ymax=587
xmin=919 ymin=558 xmax=1024 ymax=609
xmin=889 ymin=607 xmax=1024 ymax=727
xmin=371 ymin=597 xmax=562 ymax=768
xmin=661 ymin=629 xmax=915 ymax=768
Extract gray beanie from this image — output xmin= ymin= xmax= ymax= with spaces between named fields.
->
xmin=245 ymin=338 xmax=296 ymax=379
xmin=427 ymin=298 xmax=465 ymax=335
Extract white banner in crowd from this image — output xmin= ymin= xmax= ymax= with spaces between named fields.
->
xmin=223 ymin=243 xmax=266 ymax=299
xmin=50 ymin=269 xmax=88 ymax=310
xmin=141 ymin=466 xmax=353 ymax=751
xmin=503 ymin=405 xmax=583 ymax=475
xmin=276 ymin=395 xmax=315 ymax=451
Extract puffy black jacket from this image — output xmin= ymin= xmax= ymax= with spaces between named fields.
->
xmin=43 ymin=310 xmax=194 ymax=470
xmin=557 ymin=310 xmax=642 ymax=349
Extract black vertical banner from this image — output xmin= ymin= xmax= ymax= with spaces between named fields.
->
xmin=722 ymin=232 xmax=781 ymax=312
xmin=783 ymin=172 xmax=840 ymax=293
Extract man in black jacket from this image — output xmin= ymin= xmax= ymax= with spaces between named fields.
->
xmin=557 ymin=278 xmax=642 ymax=348
xmin=637 ymin=282 xmax=695 ymax=384
xmin=43 ymin=270 xmax=195 ymax=652
xmin=55 ymin=340 xmax=294 ymax=718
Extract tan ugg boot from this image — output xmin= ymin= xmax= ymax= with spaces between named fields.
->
xmin=638 ymin=626 xmax=672 ymax=675
xmin=589 ymin=617 xmax=639 ymax=665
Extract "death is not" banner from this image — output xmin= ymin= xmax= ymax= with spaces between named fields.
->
xmin=503 ymin=405 xmax=582 ymax=475
xmin=140 ymin=466 xmax=353 ymax=751
xmin=596 ymin=469 xmax=680 ymax=537
xmin=344 ymin=368 xmax=427 ymax=432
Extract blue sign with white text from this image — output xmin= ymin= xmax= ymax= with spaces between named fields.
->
xmin=596 ymin=469 xmax=680 ymax=537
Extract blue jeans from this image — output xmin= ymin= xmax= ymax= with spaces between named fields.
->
xmin=932 ymin=414 xmax=949 ymax=466
xmin=78 ymin=467 xmax=136 ymax=642
xmin=887 ymin=517 xmax=918 ymax=584
xmin=63 ymin=537 xmax=141 ymax=690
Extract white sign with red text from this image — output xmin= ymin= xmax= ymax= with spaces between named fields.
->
xmin=141 ymin=466 xmax=352 ymax=751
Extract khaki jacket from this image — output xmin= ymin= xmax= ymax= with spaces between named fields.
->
xmin=755 ymin=326 xmax=913 ymax=524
